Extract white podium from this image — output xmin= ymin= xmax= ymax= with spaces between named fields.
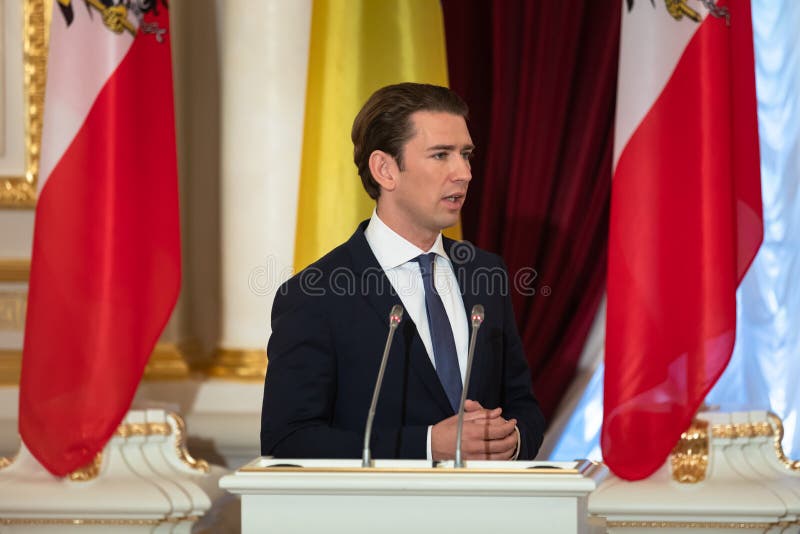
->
xmin=220 ymin=458 xmax=607 ymax=534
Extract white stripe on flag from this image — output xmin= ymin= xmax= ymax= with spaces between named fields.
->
xmin=38 ymin=3 xmax=135 ymax=190
xmin=614 ymin=1 xmax=707 ymax=168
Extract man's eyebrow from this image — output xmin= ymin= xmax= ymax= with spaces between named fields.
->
xmin=426 ymin=144 xmax=475 ymax=152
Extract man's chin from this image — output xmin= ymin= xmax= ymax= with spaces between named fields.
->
xmin=437 ymin=215 xmax=462 ymax=232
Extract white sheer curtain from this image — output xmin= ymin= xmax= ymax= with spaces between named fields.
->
xmin=549 ymin=0 xmax=800 ymax=461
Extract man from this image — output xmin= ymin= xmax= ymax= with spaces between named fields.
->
xmin=261 ymin=83 xmax=545 ymax=460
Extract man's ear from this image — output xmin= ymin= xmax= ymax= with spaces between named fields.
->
xmin=368 ymin=150 xmax=398 ymax=192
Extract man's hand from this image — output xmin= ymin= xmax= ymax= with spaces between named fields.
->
xmin=430 ymin=400 xmax=518 ymax=461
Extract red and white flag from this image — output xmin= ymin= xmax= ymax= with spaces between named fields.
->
xmin=19 ymin=1 xmax=180 ymax=476
xmin=604 ymin=0 xmax=762 ymax=480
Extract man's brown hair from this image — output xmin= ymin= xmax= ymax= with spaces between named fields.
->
xmin=351 ymin=83 xmax=469 ymax=199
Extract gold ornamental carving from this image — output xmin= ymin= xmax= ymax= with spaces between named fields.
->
xmin=710 ymin=421 xmax=774 ymax=440
xmin=114 ymin=423 xmax=172 ymax=438
xmin=67 ymin=452 xmax=103 ymax=482
xmin=669 ymin=419 xmax=709 ymax=483
xmin=167 ymin=411 xmax=209 ymax=474
xmin=206 ymin=347 xmax=267 ymax=381
xmin=114 ymin=421 xmax=171 ymax=438
xmin=0 ymin=0 xmax=47 ymax=208
xmin=669 ymin=413 xmax=798 ymax=482
xmin=767 ymin=412 xmax=800 ymax=471
xmin=148 ymin=422 xmax=171 ymax=436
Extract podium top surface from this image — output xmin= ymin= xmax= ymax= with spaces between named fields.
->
xmin=220 ymin=458 xmax=607 ymax=496
xmin=237 ymin=457 xmax=598 ymax=475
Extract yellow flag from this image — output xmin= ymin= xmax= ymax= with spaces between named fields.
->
xmin=294 ymin=0 xmax=461 ymax=272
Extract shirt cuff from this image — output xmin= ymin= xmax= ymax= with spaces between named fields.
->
xmin=426 ymin=425 xmax=433 ymax=460
xmin=511 ymin=425 xmax=521 ymax=461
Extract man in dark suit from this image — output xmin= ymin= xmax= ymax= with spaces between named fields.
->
xmin=261 ymin=83 xmax=545 ymax=460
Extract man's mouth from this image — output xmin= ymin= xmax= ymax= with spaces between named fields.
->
xmin=443 ymin=194 xmax=465 ymax=203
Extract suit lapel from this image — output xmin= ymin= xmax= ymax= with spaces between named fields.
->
xmin=346 ymin=222 xmax=453 ymax=415
xmin=346 ymin=221 xmax=403 ymax=327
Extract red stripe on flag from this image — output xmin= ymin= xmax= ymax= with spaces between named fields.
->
xmin=19 ymin=11 xmax=180 ymax=476
xmin=603 ymin=1 xmax=762 ymax=481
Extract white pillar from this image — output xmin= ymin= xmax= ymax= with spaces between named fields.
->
xmin=215 ymin=0 xmax=311 ymax=375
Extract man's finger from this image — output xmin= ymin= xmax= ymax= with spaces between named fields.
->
xmin=462 ymin=407 xmax=502 ymax=422
xmin=463 ymin=400 xmax=484 ymax=411
xmin=462 ymin=419 xmax=515 ymax=442
xmin=480 ymin=419 xmax=517 ymax=441
xmin=461 ymin=433 xmax=516 ymax=457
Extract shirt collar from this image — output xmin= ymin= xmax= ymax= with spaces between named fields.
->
xmin=364 ymin=209 xmax=448 ymax=270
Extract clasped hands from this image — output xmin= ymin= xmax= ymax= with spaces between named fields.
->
xmin=430 ymin=399 xmax=518 ymax=461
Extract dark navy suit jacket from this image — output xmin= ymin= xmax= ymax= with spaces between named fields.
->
xmin=260 ymin=221 xmax=545 ymax=459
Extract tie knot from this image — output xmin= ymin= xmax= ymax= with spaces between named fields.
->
xmin=414 ymin=252 xmax=437 ymax=275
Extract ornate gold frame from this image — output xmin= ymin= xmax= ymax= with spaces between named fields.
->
xmin=0 ymin=0 xmax=47 ymax=208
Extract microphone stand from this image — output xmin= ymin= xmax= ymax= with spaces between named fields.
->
xmin=454 ymin=304 xmax=485 ymax=468
xmin=362 ymin=304 xmax=404 ymax=467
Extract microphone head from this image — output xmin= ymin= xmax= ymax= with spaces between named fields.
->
xmin=389 ymin=304 xmax=404 ymax=326
xmin=470 ymin=304 xmax=485 ymax=328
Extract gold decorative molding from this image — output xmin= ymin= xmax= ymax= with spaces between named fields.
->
xmin=206 ymin=347 xmax=267 ymax=381
xmin=670 ymin=419 xmax=709 ymax=483
xmin=606 ymin=521 xmax=772 ymax=529
xmin=0 ymin=349 xmax=22 ymax=385
xmin=114 ymin=421 xmax=171 ymax=438
xmin=143 ymin=342 xmax=193 ymax=380
xmin=767 ymin=412 xmax=800 ymax=471
xmin=669 ymin=415 xmax=792 ymax=484
xmin=0 ymin=259 xmax=31 ymax=282
xmin=710 ymin=421 xmax=774 ymax=440
xmin=167 ymin=411 xmax=209 ymax=473
xmin=0 ymin=291 xmax=27 ymax=330
xmin=0 ymin=0 xmax=47 ymax=208
xmin=67 ymin=452 xmax=103 ymax=482
xmin=1 ymin=342 xmax=198 ymax=386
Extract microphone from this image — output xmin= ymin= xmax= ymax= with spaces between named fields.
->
xmin=362 ymin=304 xmax=404 ymax=467
xmin=454 ymin=304 xmax=485 ymax=468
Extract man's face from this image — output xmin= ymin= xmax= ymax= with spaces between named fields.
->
xmin=387 ymin=111 xmax=473 ymax=240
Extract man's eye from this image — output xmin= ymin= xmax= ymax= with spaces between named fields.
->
xmin=462 ymin=152 xmax=474 ymax=160
xmin=432 ymin=152 xmax=447 ymax=160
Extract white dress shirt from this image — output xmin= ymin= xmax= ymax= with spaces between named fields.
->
xmin=364 ymin=210 xmax=470 ymax=380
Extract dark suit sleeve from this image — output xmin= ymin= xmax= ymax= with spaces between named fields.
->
xmin=260 ymin=279 xmax=428 ymax=459
xmin=497 ymin=260 xmax=546 ymax=460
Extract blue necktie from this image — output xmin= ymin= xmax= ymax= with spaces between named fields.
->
xmin=415 ymin=252 xmax=462 ymax=412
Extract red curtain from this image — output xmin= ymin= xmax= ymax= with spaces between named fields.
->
xmin=442 ymin=0 xmax=620 ymax=422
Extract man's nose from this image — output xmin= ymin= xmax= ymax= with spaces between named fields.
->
xmin=454 ymin=157 xmax=472 ymax=182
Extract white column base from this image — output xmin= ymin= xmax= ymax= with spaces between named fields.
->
xmin=0 ymin=409 xmax=234 ymax=533
xmin=2 ymin=378 xmax=264 ymax=470
xmin=589 ymin=410 xmax=800 ymax=533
